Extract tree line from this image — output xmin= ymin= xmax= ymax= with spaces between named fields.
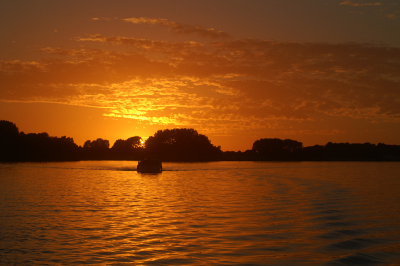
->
xmin=1 ymin=120 xmax=399 ymax=162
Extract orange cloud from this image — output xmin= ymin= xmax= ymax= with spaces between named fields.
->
xmin=386 ymin=14 xmax=397 ymax=19
xmin=1 ymin=27 xmax=400 ymax=138
xmin=122 ymin=17 xmax=231 ymax=39
xmin=77 ymin=34 xmax=204 ymax=53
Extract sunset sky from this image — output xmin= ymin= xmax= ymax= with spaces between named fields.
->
xmin=1 ymin=0 xmax=399 ymax=151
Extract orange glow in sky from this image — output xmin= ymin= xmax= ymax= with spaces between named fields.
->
xmin=1 ymin=1 xmax=399 ymax=151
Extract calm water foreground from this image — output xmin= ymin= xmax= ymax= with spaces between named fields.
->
xmin=0 ymin=161 xmax=399 ymax=266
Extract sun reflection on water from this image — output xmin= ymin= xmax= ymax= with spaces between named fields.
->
xmin=0 ymin=161 xmax=399 ymax=265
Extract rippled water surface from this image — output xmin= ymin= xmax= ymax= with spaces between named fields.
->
xmin=1 ymin=161 xmax=399 ymax=265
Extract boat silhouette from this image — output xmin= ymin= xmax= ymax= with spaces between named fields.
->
xmin=137 ymin=158 xmax=162 ymax=173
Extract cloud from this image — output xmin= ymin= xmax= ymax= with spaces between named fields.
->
xmin=1 ymin=32 xmax=400 ymax=138
xmin=77 ymin=34 xmax=204 ymax=53
xmin=386 ymin=14 xmax=397 ymax=19
xmin=340 ymin=1 xmax=382 ymax=7
xmin=91 ymin=17 xmax=114 ymax=21
xmin=122 ymin=17 xmax=231 ymax=39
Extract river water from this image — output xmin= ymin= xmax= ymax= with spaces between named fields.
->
xmin=0 ymin=161 xmax=399 ymax=265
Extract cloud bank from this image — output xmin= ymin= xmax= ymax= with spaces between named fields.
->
xmin=1 ymin=18 xmax=399 ymax=139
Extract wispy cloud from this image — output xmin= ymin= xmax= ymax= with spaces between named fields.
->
xmin=340 ymin=1 xmax=382 ymax=7
xmin=122 ymin=17 xmax=231 ymax=39
xmin=77 ymin=34 xmax=204 ymax=53
xmin=386 ymin=14 xmax=398 ymax=19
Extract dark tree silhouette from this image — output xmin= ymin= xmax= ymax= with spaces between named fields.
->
xmin=300 ymin=144 xmax=326 ymax=161
xmin=83 ymin=138 xmax=110 ymax=159
xmin=0 ymin=120 xmax=20 ymax=161
xmin=0 ymin=120 xmax=19 ymax=138
xmin=16 ymin=132 xmax=80 ymax=161
xmin=145 ymin=128 xmax=222 ymax=161
xmin=0 ymin=120 xmax=80 ymax=162
xmin=126 ymin=136 xmax=142 ymax=148
xmin=84 ymin=138 xmax=110 ymax=150
xmin=111 ymin=136 xmax=143 ymax=160
xmin=252 ymin=138 xmax=303 ymax=160
xmin=112 ymin=139 xmax=126 ymax=150
xmin=1 ymin=120 xmax=399 ymax=162
xmin=222 ymin=150 xmax=258 ymax=161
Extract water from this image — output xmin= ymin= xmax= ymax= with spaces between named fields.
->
xmin=0 ymin=161 xmax=399 ymax=265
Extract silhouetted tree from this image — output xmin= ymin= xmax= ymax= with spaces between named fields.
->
xmin=83 ymin=138 xmax=110 ymax=159
xmin=84 ymin=138 xmax=109 ymax=150
xmin=0 ymin=120 xmax=19 ymax=138
xmin=111 ymin=139 xmax=126 ymax=150
xmin=145 ymin=128 xmax=222 ymax=161
xmin=252 ymin=138 xmax=303 ymax=160
xmin=16 ymin=132 xmax=80 ymax=161
xmin=126 ymin=136 xmax=142 ymax=148
xmin=1 ymin=120 xmax=400 ymax=162
xmin=0 ymin=120 xmax=20 ymax=161
xmin=376 ymin=143 xmax=400 ymax=160
xmin=301 ymin=144 xmax=326 ymax=160
xmin=52 ymin=136 xmax=80 ymax=161
xmin=111 ymin=136 xmax=143 ymax=159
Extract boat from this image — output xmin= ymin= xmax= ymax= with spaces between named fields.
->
xmin=137 ymin=158 xmax=162 ymax=173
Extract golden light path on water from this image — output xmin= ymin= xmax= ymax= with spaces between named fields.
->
xmin=0 ymin=161 xmax=399 ymax=265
